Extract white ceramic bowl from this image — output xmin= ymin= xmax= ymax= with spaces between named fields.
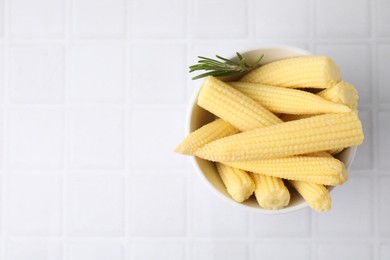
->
xmin=186 ymin=45 xmax=357 ymax=214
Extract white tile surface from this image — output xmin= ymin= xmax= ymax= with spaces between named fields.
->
xmin=315 ymin=44 xmax=371 ymax=104
xmin=377 ymin=44 xmax=390 ymax=104
xmin=66 ymin=174 xmax=124 ymax=236
xmin=0 ymin=0 xmax=3 ymax=37
xmin=315 ymin=0 xmax=370 ymax=37
xmin=9 ymin=0 xmax=64 ymax=37
xmin=192 ymin=0 xmax=248 ymax=38
xmin=128 ymin=174 xmax=186 ymax=236
xmin=67 ymin=240 xmax=123 ymax=260
xmin=0 ymin=45 xmax=4 ymax=102
xmin=0 ymin=0 xmax=386 ymax=259
xmin=378 ymin=111 xmax=390 ymax=170
xmin=380 ymin=244 xmax=390 ymax=260
xmin=192 ymin=240 xmax=248 ymax=260
xmin=317 ymin=243 xmax=372 ymax=260
xmin=254 ymin=0 xmax=309 ymax=37
xmin=9 ymin=45 xmax=64 ymax=103
xmin=4 ymin=175 xmax=62 ymax=235
xmin=68 ymin=108 xmax=124 ymax=169
xmin=253 ymin=209 xmax=311 ymax=237
xmin=316 ymin=177 xmax=372 ymax=237
xmin=130 ymin=107 xmax=186 ymax=170
xmin=253 ymin=242 xmax=310 ymax=260
xmin=379 ymin=176 xmax=390 ymax=236
xmin=7 ymin=109 xmax=64 ymax=169
xmin=72 ymin=0 xmax=125 ymax=38
xmin=0 ymin=110 xmax=3 ymax=167
xmin=69 ymin=44 xmax=125 ymax=103
xmin=192 ymin=174 xmax=249 ymax=237
xmin=5 ymin=239 xmax=62 ymax=260
xmin=129 ymin=240 xmax=185 ymax=260
xmin=351 ymin=110 xmax=373 ymax=170
xmin=131 ymin=0 xmax=186 ymax=38
xmin=376 ymin=0 xmax=390 ymax=36
xmin=130 ymin=43 xmax=186 ymax=104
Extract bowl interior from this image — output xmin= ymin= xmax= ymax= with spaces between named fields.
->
xmin=187 ymin=46 xmax=357 ymax=214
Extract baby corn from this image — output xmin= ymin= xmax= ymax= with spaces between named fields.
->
xmin=197 ymin=76 xmax=282 ymax=131
xmin=240 ymin=56 xmax=340 ymax=89
xmin=289 ymin=180 xmax=331 ymax=212
xmin=196 ymin=112 xmax=363 ymax=162
xmin=215 ymin=162 xmax=255 ymax=202
xmin=226 ymin=156 xmax=348 ymax=186
xmin=175 ymin=119 xmax=239 ymax=155
xmin=250 ymin=173 xmax=290 ymax=210
xmin=317 ymin=81 xmax=358 ymax=110
xmin=229 ymin=81 xmax=350 ymax=114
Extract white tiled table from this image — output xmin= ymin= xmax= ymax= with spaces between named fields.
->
xmin=0 ymin=0 xmax=389 ymax=259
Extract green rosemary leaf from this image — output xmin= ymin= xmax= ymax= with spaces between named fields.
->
xmin=189 ymin=52 xmax=263 ymax=80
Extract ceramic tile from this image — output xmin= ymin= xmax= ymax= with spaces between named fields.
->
xmin=315 ymin=0 xmax=370 ymax=37
xmin=5 ymin=239 xmax=62 ymax=260
xmin=192 ymin=0 xmax=248 ymax=38
xmin=66 ymin=174 xmax=124 ymax=236
xmin=67 ymin=240 xmax=123 ymax=260
xmin=316 ymin=177 xmax=372 ymax=237
xmin=192 ymin=240 xmax=248 ymax=260
xmin=378 ymin=111 xmax=390 ymax=170
xmin=379 ymin=176 xmax=390 ymax=236
xmin=253 ymin=242 xmax=310 ymax=260
xmin=130 ymin=43 xmax=186 ymax=104
xmin=5 ymin=175 xmax=62 ymax=235
xmin=130 ymin=107 xmax=186 ymax=170
xmin=128 ymin=174 xmax=186 ymax=236
xmin=131 ymin=0 xmax=186 ymax=38
xmin=254 ymin=0 xmax=309 ymax=37
xmin=69 ymin=44 xmax=125 ymax=103
xmin=129 ymin=240 xmax=185 ymax=260
xmin=7 ymin=109 xmax=63 ymax=169
xmin=377 ymin=44 xmax=390 ymax=104
xmin=192 ymin=173 xmax=249 ymax=237
xmin=376 ymin=0 xmax=390 ymax=36
xmin=9 ymin=0 xmax=64 ymax=37
xmin=253 ymin=209 xmax=311 ymax=237
xmin=72 ymin=0 xmax=125 ymax=38
xmin=68 ymin=108 xmax=124 ymax=169
xmin=9 ymin=45 xmax=64 ymax=103
xmin=317 ymin=243 xmax=372 ymax=260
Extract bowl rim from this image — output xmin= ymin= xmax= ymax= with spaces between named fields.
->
xmin=185 ymin=44 xmax=357 ymax=214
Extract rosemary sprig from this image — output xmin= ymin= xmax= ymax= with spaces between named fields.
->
xmin=189 ymin=52 xmax=263 ymax=80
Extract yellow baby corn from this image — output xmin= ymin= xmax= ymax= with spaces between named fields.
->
xmin=226 ymin=156 xmax=348 ymax=186
xmin=289 ymin=180 xmax=331 ymax=212
xmin=215 ymin=162 xmax=255 ymax=202
xmin=228 ymin=81 xmax=350 ymax=114
xmin=317 ymin=81 xmax=358 ymax=110
xmin=197 ymin=76 xmax=282 ymax=131
xmin=240 ymin=56 xmax=340 ymax=89
xmin=175 ymin=119 xmax=239 ymax=155
xmin=196 ymin=112 xmax=363 ymax=162
xmin=250 ymin=173 xmax=290 ymax=210
xmin=305 ymin=151 xmax=332 ymax=157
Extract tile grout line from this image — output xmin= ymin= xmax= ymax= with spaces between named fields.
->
xmin=1 ymin=0 xmax=11 ymax=257
xmin=123 ymin=0 xmax=131 ymax=258
xmin=62 ymin=0 xmax=73 ymax=257
xmin=185 ymin=0 xmax=193 ymax=259
xmin=369 ymin=0 xmax=379 ymax=257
